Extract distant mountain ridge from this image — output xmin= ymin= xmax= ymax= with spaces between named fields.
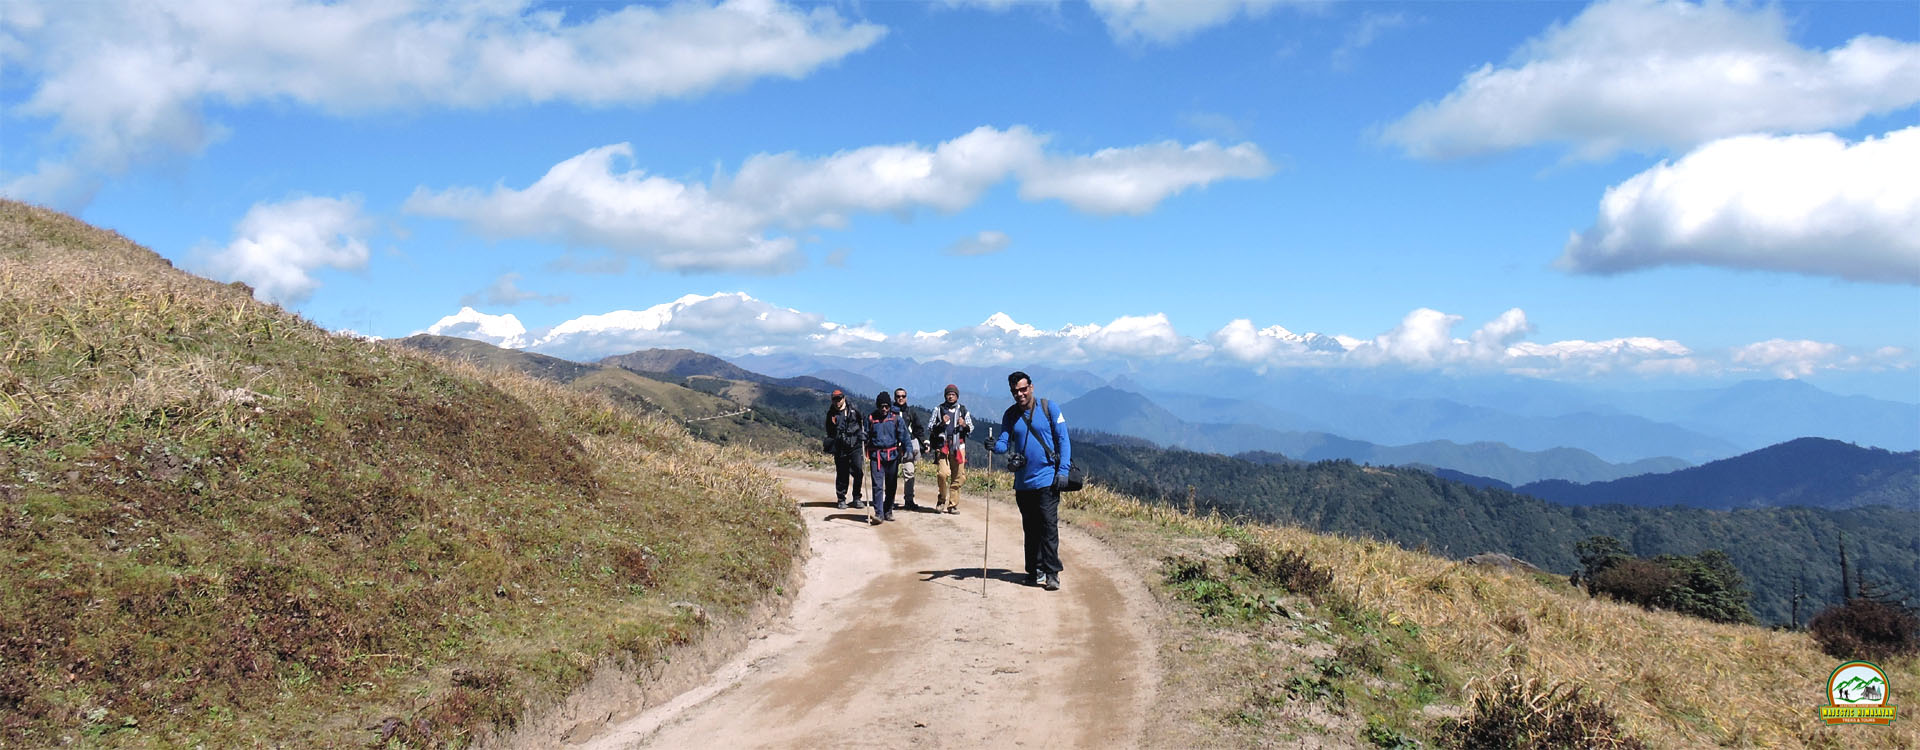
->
xmin=600 ymin=349 xmax=842 ymax=393
xmin=719 ymin=352 xmax=1918 ymax=464
xmin=1612 ymin=379 xmax=1920 ymax=454
xmin=1065 ymin=432 xmax=1920 ymax=627
xmin=397 ymin=338 xmax=825 ymax=449
xmin=1062 ymin=386 xmax=1686 ymax=486
xmin=728 ymin=353 xmax=1108 ymax=407
xmin=1517 ymin=438 xmax=1920 ymax=511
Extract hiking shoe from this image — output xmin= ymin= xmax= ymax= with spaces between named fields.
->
xmin=868 ymin=515 xmax=882 ymax=526
xmin=1027 ymin=572 xmax=1044 ymax=587
xmin=852 ymin=499 xmax=865 ymax=509
xmin=904 ymin=502 xmax=922 ymax=511
xmin=1044 ymin=573 xmax=1060 ymax=591
xmin=837 ymin=499 xmax=848 ymax=510
xmin=946 ymin=505 xmax=958 ymax=515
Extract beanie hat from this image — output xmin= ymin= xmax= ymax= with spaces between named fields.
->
xmin=944 ymin=383 xmax=959 ymax=397
xmin=876 ymin=392 xmax=891 ymax=407
xmin=831 ymin=389 xmax=843 ymax=398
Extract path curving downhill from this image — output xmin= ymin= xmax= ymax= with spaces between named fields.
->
xmin=575 ymin=467 xmax=1161 ymax=749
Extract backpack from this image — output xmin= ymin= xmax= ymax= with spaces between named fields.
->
xmin=832 ymin=406 xmax=864 ymax=449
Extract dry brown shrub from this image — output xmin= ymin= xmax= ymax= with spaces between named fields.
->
xmin=1437 ymin=671 xmax=1647 ymax=749
xmin=1809 ymin=598 xmax=1920 ymax=662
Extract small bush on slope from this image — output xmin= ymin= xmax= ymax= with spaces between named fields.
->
xmin=1437 ymin=671 xmax=1645 ymax=749
xmin=0 ymin=200 xmax=803 ymax=747
xmin=1809 ymin=598 xmax=1920 ymax=662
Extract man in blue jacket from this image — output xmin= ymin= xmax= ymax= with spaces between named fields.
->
xmin=866 ymin=391 xmax=911 ymax=524
xmin=990 ymin=371 xmax=1069 ymax=591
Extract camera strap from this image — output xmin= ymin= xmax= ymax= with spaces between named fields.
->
xmin=1019 ymin=399 xmax=1059 ymax=465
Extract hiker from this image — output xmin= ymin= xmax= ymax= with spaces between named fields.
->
xmin=893 ymin=388 xmax=926 ymax=511
xmin=823 ymin=389 xmax=866 ymax=510
xmin=867 ymin=391 xmax=911 ymax=524
xmin=990 ymin=371 xmax=1070 ymax=591
xmin=928 ymin=383 xmax=972 ymax=514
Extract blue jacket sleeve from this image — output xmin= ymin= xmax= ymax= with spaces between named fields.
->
xmin=992 ymin=411 xmax=1014 ymax=454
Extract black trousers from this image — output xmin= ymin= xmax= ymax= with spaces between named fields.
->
xmin=870 ymin=454 xmax=900 ymax=516
xmin=1014 ymin=487 xmax=1062 ymax=576
xmin=833 ymin=449 xmax=865 ymax=502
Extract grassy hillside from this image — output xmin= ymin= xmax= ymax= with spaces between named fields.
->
xmin=0 ymin=200 xmax=804 ymax=746
xmin=396 ymin=334 xmax=814 ymax=450
xmin=1069 ymin=437 xmax=1919 ymax=627
xmin=881 ymin=461 xmax=1915 ymax=748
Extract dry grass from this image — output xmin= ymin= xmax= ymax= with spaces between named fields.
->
xmin=1047 ymin=478 xmax=1919 ymax=749
xmin=0 ymin=200 xmax=804 ymax=747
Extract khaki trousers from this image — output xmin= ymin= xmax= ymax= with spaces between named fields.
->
xmin=935 ymin=453 xmax=966 ymax=509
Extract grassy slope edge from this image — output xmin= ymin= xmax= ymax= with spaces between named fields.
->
xmin=797 ymin=452 xmax=1910 ymax=749
xmin=0 ymin=200 xmax=803 ymax=747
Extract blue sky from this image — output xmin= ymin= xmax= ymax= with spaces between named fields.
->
xmin=5 ymin=0 xmax=1917 ymax=400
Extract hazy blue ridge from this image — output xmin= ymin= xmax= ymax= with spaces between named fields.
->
xmin=1061 ymin=386 xmax=1687 ymax=485
xmin=1517 ymin=438 xmax=1920 ymax=511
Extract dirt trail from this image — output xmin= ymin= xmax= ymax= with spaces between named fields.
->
xmin=574 ymin=467 xmax=1160 ymax=749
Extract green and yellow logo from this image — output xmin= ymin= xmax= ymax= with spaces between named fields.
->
xmin=1819 ymin=660 xmax=1898 ymax=725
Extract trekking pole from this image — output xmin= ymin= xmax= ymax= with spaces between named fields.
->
xmin=982 ymin=428 xmax=991 ymax=597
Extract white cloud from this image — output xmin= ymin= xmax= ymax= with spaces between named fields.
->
xmin=1352 ymin=308 xmax=1463 ymax=366
xmin=0 ymin=0 xmax=885 ymax=207
xmin=946 ymin=230 xmax=1012 ymax=256
xmin=419 ymin=294 xmax=1908 ymax=382
xmin=1470 ymin=307 xmax=1533 ymax=359
xmin=1210 ymin=319 xmax=1349 ymax=363
xmin=405 ymin=127 xmax=1269 ymax=272
xmin=423 ymin=307 xmax=530 ymax=349
xmin=1561 ymin=127 xmax=1920 ymax=284
xmin=461 ymin=272 xmax=570 ymax=308
xmin=1088 ymin=0 xmax=1295 ymax=45
xmin=202 ymin=195 xmax=371 ymax=304
xmin=729 ymin=126 xmax=1048 ymax=224
xmin=1019 ymin=140 xmax=1274 ymax=215
xmin=528 ymin=292 xmax=834 ymax=361
xmin=1079 ymin=313 xmax=1199 ymax=358
xmin=1732 ymin=338 xmax=1844 ymax=378
xmin=1383 ymin=0 xmax=1920 ymax=160
xmin=1332 ymin=11 xmax=1411 ymax=70
xmin=1506 ymin=337 xmax=1697 ymax=376
xmin=404 ymin=143 xmax=801 ymax=272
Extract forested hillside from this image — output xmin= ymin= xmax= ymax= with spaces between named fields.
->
xmin=1069 ymin=437 xmax=1919 ymax=626
xmin=1518 ymin=437 xmax=1919 ymax=511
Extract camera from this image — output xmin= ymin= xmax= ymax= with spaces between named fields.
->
xmin=1007 ymin=452 xmax=1027 ymax=472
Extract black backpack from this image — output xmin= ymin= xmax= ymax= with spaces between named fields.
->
xmin=833 ymin=406 xmax=865 ymax=448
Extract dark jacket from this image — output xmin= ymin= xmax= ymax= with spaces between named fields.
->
xmin=894 ymin=401 xmax=926 ymax=459
xmin=991 ymin=398 xmax=1071 ymax=491
xmin=825 ymin=402 xmax=865 ymax=454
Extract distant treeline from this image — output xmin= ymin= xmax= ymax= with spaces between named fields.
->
xmin=1067 ymin=435 xmax=1919 ymax=627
